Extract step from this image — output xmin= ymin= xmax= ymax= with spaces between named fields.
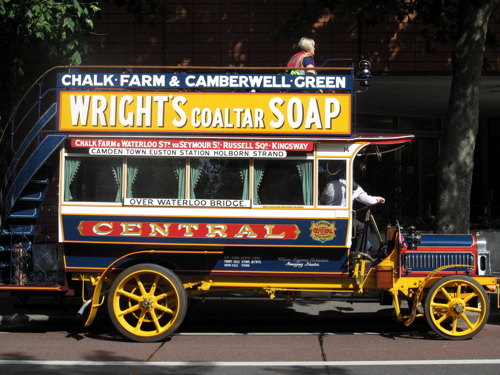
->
xmin=8 ymin=202 xmax=39 ymax=219
xmin=1 ymin=221 xmax=36 ymax=236
xmin=18 ymin=184 xmax=44 ymax=201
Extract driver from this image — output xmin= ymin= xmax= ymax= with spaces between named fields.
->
xmin=320 ymin=169 xmax=385 ymax=253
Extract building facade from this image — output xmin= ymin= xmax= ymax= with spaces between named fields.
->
xmin=85 ymin=0 xmax=500 ymax=226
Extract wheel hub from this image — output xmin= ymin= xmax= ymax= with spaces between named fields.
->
xmin=140 ymin=298 xmax=153 ymax=310
xmin=451 ymin=301 xmax=464 ymax=314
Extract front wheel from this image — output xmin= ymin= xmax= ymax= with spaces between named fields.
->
xmin=108 ymin=264 xmax=187 ymax=342
xmin=424 ymin=275 xmax=489 ymax=340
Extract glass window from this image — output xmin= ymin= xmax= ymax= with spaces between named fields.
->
xmin=318 ymin=160 xmax=348 ymax=207
xmin=190 ymin=159 xmax=249 ymax=200
xmin=65 ymin=157 xmax=122 ymax=202
xmin=127 ymin=158 xmax=185 ymax=199
xmin=254 ymin=160 xmax=312 ymax=205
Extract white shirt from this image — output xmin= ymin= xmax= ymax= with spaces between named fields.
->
xmin=352 ymin=183 xmax=380 ymax=206
xmin=320 ymin=179 xmax=380 ymax=206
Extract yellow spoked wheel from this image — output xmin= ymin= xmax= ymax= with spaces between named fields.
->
xmin=108 ymin=264 xmax=187 ymax=342
xmin=424 ymin=275 xmax=489 ymax=340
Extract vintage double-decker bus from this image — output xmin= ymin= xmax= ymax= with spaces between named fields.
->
xmin=0 ymin=61 xmax=497 ymax=342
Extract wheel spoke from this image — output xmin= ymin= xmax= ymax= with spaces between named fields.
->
xmin=149 ymin=274 xmax=161 ymax=295
xmin=149 ymin=310 xmax=163 ymax=333
xmin=133 ymin=309 xmax=148 ymax=332
xmin=450 ymin=316 xmax=458 ymax=334
xmin=436 ymin=312 xmax=450 ymax=324
xmin=456 ymin=284 xmax=462 ymax=299
xmin=430 ymin=302 xmax=448 ymax=311
xmin=462 ymin=292 xmax=478 ymax=304
xmin=134 ymin=275 xmax=148 ymax=296
xmin=117 ymin=289 xmax=142 ymax=302
xmin=155 ymin=304 xmax=175 ymax=315
xmin=118 ymin=303 xmax=140 ymax=317
xmin=152 ymin=292 xmax=169 ymax=302
xmin=460 ymin=312 xmax=476 ymax=330
xmin=465 ymin=306 xmax=482 ymax=313
xmin=440 ymin=287 xmax=453 ymax=301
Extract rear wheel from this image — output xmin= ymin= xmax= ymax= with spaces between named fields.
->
xmin=424 ymin=275 xmax=489 ymax=340
xmin=108 ymin=264 xmax=187 ymax=342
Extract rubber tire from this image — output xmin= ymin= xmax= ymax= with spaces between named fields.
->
xmin=107 ymin=263 xmax=187 ymax=342
xmin=424 ymin=275 xmax=489 ymax=340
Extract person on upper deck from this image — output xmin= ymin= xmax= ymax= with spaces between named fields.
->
xmin=287 ymin=37 xmax=316 ymax=75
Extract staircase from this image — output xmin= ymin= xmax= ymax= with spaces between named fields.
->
xmin=0 ymin=80 xmax=66 ymax=287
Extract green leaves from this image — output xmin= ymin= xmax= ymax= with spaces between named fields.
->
xmin=0 ymin=0 xmax=168 ymax=126
xmin=275 ymin=0 xmax=497 ymax=54
xmin=1 ymin=0 xmax=101 ymax=65
xmin=71 ymin=50 xmax=82 ymax=65
xmin=0 ymin=0 xmax=102 ymax=126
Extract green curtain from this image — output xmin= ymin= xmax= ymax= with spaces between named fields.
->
xmin=175 ymin=160 xmax=186 ymax=199
xmin=253 ymin=160 xmax=266 ymax=204
xmin=189 ymin=162 xmax=202 ymax=199
xmin=239 ymin=160 xmax=249 ymax=200
xmin=111 ymin=160 xmax=123 ymax=202
xmin=64 ymin=158 xmax=81 ymax=201
xmin=125 ymin=162 xmax=139 ymax=198
xmin=296 ymin=161 xmax=313 ymax=205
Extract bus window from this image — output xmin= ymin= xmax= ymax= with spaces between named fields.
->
xmin=190 ymin=159 xmax=250 ymax=200
xmin=126 ymin=158 xmax=185 ymax=199
xmin=318 ymin=160 xmax=348 ymax=207
xmin=254 ymin=160 xmax=312 ymax=206
xmin=64 ymin=157 xmax=122 ymax=202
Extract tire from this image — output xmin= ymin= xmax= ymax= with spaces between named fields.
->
xmin=424 ymin=275 xmax=489 ymax=340
xmin=107 ymin=263 xmax=187 ymax=342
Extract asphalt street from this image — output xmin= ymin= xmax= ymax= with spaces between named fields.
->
xmin=0 ymin=290 xmax=498 ymax=336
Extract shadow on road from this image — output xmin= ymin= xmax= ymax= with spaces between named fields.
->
xmin=1 ymin=290 xmax=498 ymax=340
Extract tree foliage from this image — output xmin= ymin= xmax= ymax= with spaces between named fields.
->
xmin=275 ymin=0 xmax=499 ymax=233
xmin=275 ymin=0 xmax=497 ymax=53
xmin=0 ymin=0 xmax=99 ymax=82
xmin=0 ymin=0 xmax=166 ymax=126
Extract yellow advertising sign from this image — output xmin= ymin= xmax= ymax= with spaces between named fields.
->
xmin=59 ymin=91 xmax=351 ymax=135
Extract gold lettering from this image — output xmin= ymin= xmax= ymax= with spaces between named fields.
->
xmin=263 ymin=225 xmax=285 ymax=238
xmin=120 ymin=222 xmax=142 ymax=236
xmin=179 ymin=223 xmax=199 ymax=237
xmin=93 ymin=222 xmax=113 ymax=235
xmin=206 ymin=224 xmax=228 ymax=237
xmin=149 ymin=223 xmax=171 ymax=236
xmin=234 ymin=224 xmax=258 ymax=238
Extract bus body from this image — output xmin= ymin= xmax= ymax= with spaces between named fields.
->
xmin=0 ymin=62 xmax=497 ymax=342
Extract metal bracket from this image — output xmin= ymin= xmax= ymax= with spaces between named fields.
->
xmin=264 ymin=287 xmax=276 ymax=299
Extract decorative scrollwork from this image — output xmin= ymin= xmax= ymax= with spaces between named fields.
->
xmin=8 ymin=226 xmax=60 ymax=286
xmin=35 ymin=244 xmax=57 ymax=263
xmin=47 ymin=272 xmax=58 ymax=283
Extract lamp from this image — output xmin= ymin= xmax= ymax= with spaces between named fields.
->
xmin=356 ymin=60 xmax=372 ymax=87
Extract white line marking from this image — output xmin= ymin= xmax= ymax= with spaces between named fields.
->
xmin=174 ymin=332 xmax=398 ymax=336
xmin=0 ymin=360 xmax=499 ymax=366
